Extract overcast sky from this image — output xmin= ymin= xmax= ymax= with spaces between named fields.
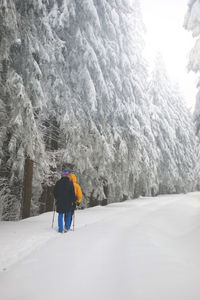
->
xmin=140 ymin=0 xmax=197 ymax=110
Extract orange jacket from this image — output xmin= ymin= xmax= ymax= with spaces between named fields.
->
xmin=69 ymin=174 xmax=82 ymax=204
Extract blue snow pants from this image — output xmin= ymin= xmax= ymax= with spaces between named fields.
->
xmin=58 ymin=212 xmax=72 ymax=232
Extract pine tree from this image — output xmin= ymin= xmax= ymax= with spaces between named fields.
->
xmin=184 ymin=0 xmax=200 ymax=137
xmin=148 ymin=54 xmax=197 ymax=193
xmin=0 ymin=0 xmax=198 ymax=220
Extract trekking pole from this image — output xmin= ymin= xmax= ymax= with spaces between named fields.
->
xmin=73 ymin=210 xmax=75 ymax=231
xmin=52 ymin=199 xmax=56 ymax=229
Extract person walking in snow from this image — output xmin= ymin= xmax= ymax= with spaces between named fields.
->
xmin=68 ymin=173 xmax=82 ymax=227
xmin=53 ymin=169 xmax=76 ymax=233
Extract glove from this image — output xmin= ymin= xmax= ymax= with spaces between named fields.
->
xmin=76 ymin=202 xmax=80 ymax=207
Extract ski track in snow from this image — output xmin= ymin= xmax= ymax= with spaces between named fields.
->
xmin=1 ymin=192 xmax=200 ymax=300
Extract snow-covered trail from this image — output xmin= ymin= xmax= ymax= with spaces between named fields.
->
xmin=1 ymin=193 xmax=200 ymax=300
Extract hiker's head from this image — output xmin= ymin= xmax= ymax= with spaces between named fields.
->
xmin=61 ymin=169 xmax=70 ymax=177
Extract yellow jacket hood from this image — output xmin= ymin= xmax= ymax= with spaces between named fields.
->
xmin=69 ymin=174 xmax=82 ymax=203
xmin=69 ymin=174 xmax=77 ymax=184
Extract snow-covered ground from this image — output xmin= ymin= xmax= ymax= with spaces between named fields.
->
xmin=1 ymin=192 xmax=200 ymax=300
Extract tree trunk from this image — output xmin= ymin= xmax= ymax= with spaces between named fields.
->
xmin=46 ymin=186 xmax=54 ymax=212
xmin=22 ymin=156 xmax=33 ymax=219
xmin=42 ymin=117 xmax=58 ymax=213
xmin=39 ymin=184 xmax=47 ymax=214
xmin=39 ymin=185 xmax=54 ymax=213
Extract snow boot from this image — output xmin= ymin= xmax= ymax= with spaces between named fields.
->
xmin=64 ymin=226 xmax=69 ymax=233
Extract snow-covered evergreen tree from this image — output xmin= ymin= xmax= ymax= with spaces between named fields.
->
xmin=0 ymin=1 xmax=48 ymax=219
xmin=148 ymin=54 xmax=197 ymax=193
xmin=184 ymin=0 xmax=200 ymax=137
xmin=184 ymin=0 xmax=200 ymax=188
xmin=0 ymin=0 xmax=198 ymax=220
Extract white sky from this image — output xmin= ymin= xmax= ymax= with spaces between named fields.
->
xmin=140 ymin=0 xmax=197 ymax=111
